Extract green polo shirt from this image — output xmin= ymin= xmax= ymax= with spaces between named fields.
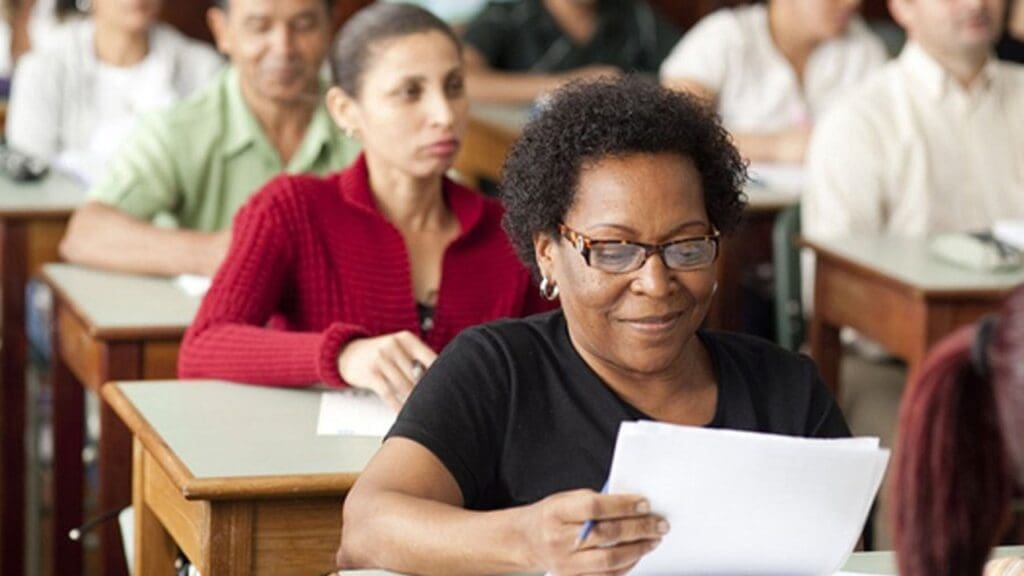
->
xmin=89 ymin=66 xmax=360 ymax=231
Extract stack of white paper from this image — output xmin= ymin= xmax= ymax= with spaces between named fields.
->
xmin=607 ymin=422 xmax=889 ymax=576
xmin=316 ymin=389 xmax=396 ymax=436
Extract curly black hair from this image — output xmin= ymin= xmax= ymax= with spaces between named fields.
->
xmin=500 ymin=76 xmax=747 ymax=277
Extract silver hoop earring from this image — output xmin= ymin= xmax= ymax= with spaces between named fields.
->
xmin=539 ymin=276 xmax=559 ymax=301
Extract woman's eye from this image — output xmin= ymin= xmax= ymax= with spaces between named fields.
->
xmin=446 ymin=75 xmax=466 ymax=98
xmin=398 ymin=85 xmax=422 ymax=100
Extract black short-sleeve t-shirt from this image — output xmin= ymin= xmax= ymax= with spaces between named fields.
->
xmin=387 ymin=311 xmax=849 ymax=510
xmin=461 ymin=0 xmax=681 ymax=74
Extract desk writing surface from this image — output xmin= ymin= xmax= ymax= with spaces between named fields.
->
xmin=804 ymin=235 xmax=1024 ymax=293
xmin=470 ymin=103 xmax=530 ymax=132
xmin=42 ymin=263 xmax=200 ymax=336
xmin=118 ymin=380 xmax=380 ymax=480
xmin=0 ymin=170 xmax=84 ymax=216
xmin=743 ymin=183 xmax=799 ymax=211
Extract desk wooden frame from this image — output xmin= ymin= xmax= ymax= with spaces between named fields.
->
xmin=43 ymin=269 xmax=186 ymax=576
xmin=805 ymin=238 xmax=1016 ymax=397
xmin=0 ymin=206 xmax=72 ymax=575
xmin=103 ymin=384 xmax=356 ymax=576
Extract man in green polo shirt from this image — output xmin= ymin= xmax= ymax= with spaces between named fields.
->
xmin=60 ymin=0 xmax=359 ymax=276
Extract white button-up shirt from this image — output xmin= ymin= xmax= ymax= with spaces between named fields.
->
xmin=804 ymin=42 xmax=1024 ymax=239
xmin=659 ymin=4 xmax=887 ymax=133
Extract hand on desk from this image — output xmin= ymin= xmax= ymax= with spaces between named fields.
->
xmin=337 ymin=331 xmax=437 ymax=411
xmin=523 ymin=489 xmax=666 ymax=576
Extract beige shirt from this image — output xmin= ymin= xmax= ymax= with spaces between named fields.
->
xmin=659 ymin=4 xmax=887 ymax=133
xmin=804 ymin=42 xmax=1024 ymax=239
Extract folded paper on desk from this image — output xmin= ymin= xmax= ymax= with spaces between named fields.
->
xmin=929 ymin=231 xmax=1023 ymax=272
xmin=607 ymin=422 xmax=889 ymax=576
xmin=317 ymin=389 xmax=395 ymax=436
xmin=994 ymin=220 xmax=1024 ymax=251
xmin=174 ymin=274 xmax=212 ymax=297
xmin=747 ymin=162 xmax=805 ymax=195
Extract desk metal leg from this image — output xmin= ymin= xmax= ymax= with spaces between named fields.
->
xmin=52 ymin=312 xmax=84 ymax=576
xmin=0 ymin=220 xmax=27 ymax=576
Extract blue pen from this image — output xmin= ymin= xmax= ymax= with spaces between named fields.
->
xmin=574 ymin=480 xmax=609 ymax=549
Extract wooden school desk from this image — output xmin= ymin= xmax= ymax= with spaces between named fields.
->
xmin=102 ymin=379 xmax=380 ymax=576
xmin=333 ymin=546 xmax=1024 ymax=576
xmin=0 ymin=171 xmax=83 ymax=575
xmin=706 ymin=184 xmax=798 ymax=332
xmin=452 ymin=104 xmax=527 ymax=189
xmin=42 ymin=264 xmax=200 ymax=576
xmin=804 ymin=235 xmax=1024 ymax=397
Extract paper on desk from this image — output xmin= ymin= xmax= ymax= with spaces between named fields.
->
xmin=747 ymin=162 xmax=806 ymax=194
xmin=316 ymin=389 xmax=396 ymax=436
xmin=174 ymin=274 xmax=212 ymax=297
xmin=994 ymin=220 xmax=1024 ymax=251
xmin=607 ymin=422 xmax=889 ymax=576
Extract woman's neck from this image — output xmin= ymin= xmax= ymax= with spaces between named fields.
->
xmin=93 ymin=20 xmax=150 ymax=67
xmin=544 ymin=0 xmax=601 ymax=45
xmin=364 ymin=153 xmax=451 ymax=233
xmin=768 ymin=5 xmax=820 ymax=83
xmin=577 ymin=329 xmax=717 ymax=425
xmin=1011 ymin=0 xmax=1024 ymax=39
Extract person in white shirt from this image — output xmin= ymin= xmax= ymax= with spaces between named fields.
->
xmin=660 ymin=0 xmax=887 ymax=163
xmin=1 ymin=0 xmax=69 ymax=77
xmin=804 ymin=0 xmax=1024 ymax=239
xmin=5 ymin=0 xmax=223 ymax=183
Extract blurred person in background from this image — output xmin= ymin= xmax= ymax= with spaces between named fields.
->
xmin=661 ymin=0 xmax=886 ymax=163
xmin=461 ymin=0 xmax=680 ymax=104
xmin=6 ymin=0 xmax=222 ymax=182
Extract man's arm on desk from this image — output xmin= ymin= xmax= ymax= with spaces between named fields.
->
xmin=60 ymin=202 xmax=230 ymax=277
xmin=463 ymin=47 xmax=619 ymax=105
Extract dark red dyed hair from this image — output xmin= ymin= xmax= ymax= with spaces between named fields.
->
xmin=892 ymin=284 xmax=1024 ymax=576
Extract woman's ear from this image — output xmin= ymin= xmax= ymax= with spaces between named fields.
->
xmin=326 ymin=86 xmax=359 ymax=138
xmin=534 ymin=230 xmax=557 ymax=279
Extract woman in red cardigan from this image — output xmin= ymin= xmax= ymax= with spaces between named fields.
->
xmin=177 ymin=3 xmax=553 ymax=409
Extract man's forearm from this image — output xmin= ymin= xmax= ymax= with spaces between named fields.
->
xmin=60 ymin=202 xmax=226 ymax=276
xmin=465 ymin=69 xmax=568 ymax=104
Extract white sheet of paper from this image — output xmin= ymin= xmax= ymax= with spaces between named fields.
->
xmin=174 ymin=274 xmax=212 ymax=297
xmin=994 ymin=220 xmax=1024 ymax=251
xmin=316 ymin=389 xmax=396 ymax=436
xmin=607 ymin=422 xmax=889 ymax=576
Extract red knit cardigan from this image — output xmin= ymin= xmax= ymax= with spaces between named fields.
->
xmin=177 ymin=155 xmax=553 ymax=387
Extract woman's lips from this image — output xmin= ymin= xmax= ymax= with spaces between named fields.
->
xmin=424 ymin=139 xmax=460 ymax=157
xmin=620 ymin=312 xmax=685 ymax=333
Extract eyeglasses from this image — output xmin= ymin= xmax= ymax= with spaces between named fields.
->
xmin=558 ymin=223 xmax=720 ymax=274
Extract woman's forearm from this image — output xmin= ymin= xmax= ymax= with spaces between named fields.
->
xmin=339 ymin=489 xmax=537 ymax=575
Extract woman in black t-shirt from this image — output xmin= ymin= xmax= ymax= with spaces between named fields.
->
xmin=336 ymin=77 xmax=849 ymax=575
